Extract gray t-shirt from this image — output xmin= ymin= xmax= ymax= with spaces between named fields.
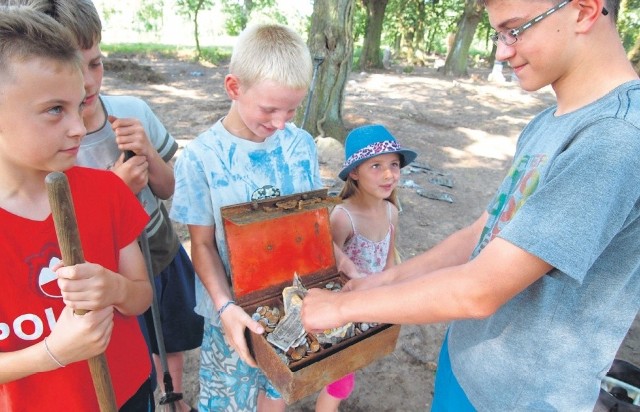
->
xmin=77 ymin=95 xmax=180 ymax=275
xmin=449 ymin=80 xmax=640 ymax=411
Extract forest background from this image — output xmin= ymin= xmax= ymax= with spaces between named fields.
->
xmin=95 ymin=0 xmax=640 ymax=142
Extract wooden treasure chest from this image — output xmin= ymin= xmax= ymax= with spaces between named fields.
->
xmin=221 ymin=188 xmax=401 ymax=404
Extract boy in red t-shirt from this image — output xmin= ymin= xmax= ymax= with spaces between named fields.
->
xmin=0 ymin=6 xmax=154 ymax=411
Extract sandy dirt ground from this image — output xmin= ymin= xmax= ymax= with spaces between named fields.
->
xmin=101 ymin=55 xmax=640 ymax=411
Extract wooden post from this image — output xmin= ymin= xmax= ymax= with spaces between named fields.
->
xmin=45 ymin=171 xmax=118 ymax=412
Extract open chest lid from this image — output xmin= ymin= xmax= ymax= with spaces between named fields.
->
xmin=221 ymin=189 xmax=341 ymax=306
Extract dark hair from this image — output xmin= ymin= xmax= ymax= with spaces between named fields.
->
xmin=604 ymin=0 xmax=620 ymax=20
xmin=0 ymin=0 xmax=102 ymax=48
xmin=0 ymin=5 xmax=80 ymax=78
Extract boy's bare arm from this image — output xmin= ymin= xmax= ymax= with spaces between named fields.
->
xmin=388 ymin=210 xmax=488 ymax=280
xmin=145 ymin=150 xmax=174 ymax=199
xmin=189 ymin=224 xmax=264 ymax=367
xmin=54 ymin=240 xmax=152 ymax=316
xmin=189 ymin=225 xmax=234 ymax=310
xmin=347 ymin=211 xmax=489 ymax=292
xmin=0 ymin=306 xmax=114 ymax=384
xmin=112 ymin=240 xmax=154 ymax=315
xmin=303 ymin=236 xmax=552 ymax=331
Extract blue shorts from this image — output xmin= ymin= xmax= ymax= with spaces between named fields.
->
xmin=119 ymin=377 xmax=155 ymax=412
xmin=142 ymin=245 xmax=204 ymax=354
xmin=432 ymin=331 xmax=476 ymax=412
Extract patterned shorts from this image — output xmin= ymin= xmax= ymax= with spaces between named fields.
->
xmin=198 ymin=321 xmax=281 ymax=411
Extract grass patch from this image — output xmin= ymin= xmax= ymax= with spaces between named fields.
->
xmin=101 ymin=43 xmax=232 ymax=65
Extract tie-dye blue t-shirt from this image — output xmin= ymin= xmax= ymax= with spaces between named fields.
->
xmin=169 ymin=120 xmax=322 ymax=323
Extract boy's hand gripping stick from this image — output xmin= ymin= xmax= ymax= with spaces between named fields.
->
xmin=45 ymin=171 xmax=118 ymax=412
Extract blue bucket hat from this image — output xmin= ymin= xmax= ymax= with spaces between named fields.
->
xmin=339 ymin=124 xmax=418 ymax=181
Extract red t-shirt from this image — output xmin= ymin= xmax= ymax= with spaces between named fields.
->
xmin=0 ymin=167 xmax=151 ymax=411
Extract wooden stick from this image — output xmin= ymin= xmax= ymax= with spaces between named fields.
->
xmin=45 ymin=171 xmax=118 ymax=412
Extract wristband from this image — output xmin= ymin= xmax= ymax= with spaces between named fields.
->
xmin=217 ymin=300 xmax=236 ymax=319
xmin=44 ymin=337 xmax=65 ymax=368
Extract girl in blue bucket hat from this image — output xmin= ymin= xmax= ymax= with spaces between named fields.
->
xmin=315 ymin=124 xmax=417 ymax=411
xmin=338 ymin=124 xmax=418 ymax=181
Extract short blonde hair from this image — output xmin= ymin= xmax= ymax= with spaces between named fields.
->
xmin=229 ymin=23 xmax=312 ymax=90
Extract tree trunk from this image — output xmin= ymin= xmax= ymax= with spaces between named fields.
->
xmin=193 ymin=0 xmax=205 ymax=60
xmin=410 ymin=1 xmax=426 ymax=60
xmin=403 ymin=30 xmax=415 ymax=63
xmin=300 ymin=0 xmax=355 ymax=142
xmin=443 ymin=0 xmax=484 ymax=77
xmin=487 ymin=42 xmax=497 ymax=68
xmin=358 ymin=0 xmax=389 ymax=70
xmin=630 ymin=34 xmax=640 ymax=76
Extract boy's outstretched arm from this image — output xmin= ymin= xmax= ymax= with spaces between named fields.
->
xmin=55 ymin=240 xmax=152 ymax=316
xmin=345 ymin=211 xmax=489 ymax=292
xmin=303 ymin=235 xmax=552 ymax=332
xmin=0 ymin=306 xmax=114 ymax=384
xmin=189 ymin=224 xmax=265 ymax=367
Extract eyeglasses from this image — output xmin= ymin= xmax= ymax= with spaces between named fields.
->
xmin=490 ymin=0 xmax=610 ymax=46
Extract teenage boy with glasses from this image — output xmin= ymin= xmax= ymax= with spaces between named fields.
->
xmin=489 ymin=0 xmax=609 ymax=46
xmin=301 ymin=0 xmax=640 ymax=410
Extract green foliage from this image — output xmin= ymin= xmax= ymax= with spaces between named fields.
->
xmin=475 ymin=9 xmax=494 ymax=51
xmin=176 ymin=0 xmax=215 ymax=19
xmin=355 ymin=0 xmax=640 ymax=66
xmin=135 ymin=0 xmax=165 ymax=33
xmin=98 ymin=0 xmax=640 ymax=70
xmin=199 ymin=46 xmax=232 ymax=64
xmin=402 ymin=65 xmax=414 ymax=73
xmin=221 ymin=1 xmax=247 ymax=34
xmin=220 ymin=0 xmax=284 ymax=36
xmin=268 ymin=10 xmax=288 ymax=25
xmin=352 ymin=45 xmax=386 ymax=69
xmin=175 ymin=0 xmax=216 ymax=61
xmin=618 ymin=0 xmax=640 ymax=51
xmin=382 ymin=0 xmax=464 ymax=58
xmin=352 ymin=0 xmax=640 ymax=68
xmin=100 ymin=6 xmax=119 ymax=26
xmin=353 ymin=45 xmax=362 ymax=60
xmin=352 ymin=2 xmax=367 ymax=44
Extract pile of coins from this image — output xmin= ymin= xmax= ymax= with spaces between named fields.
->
xmin=286 ymin=333 xmax=321 ymax=362
xmin=251 ymin=305 xmax=281 ymax=333
xmin=324 ymin=281 xmax=341 ymax=291
xmin=250 ymin=279 xmax=380 ymax=365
